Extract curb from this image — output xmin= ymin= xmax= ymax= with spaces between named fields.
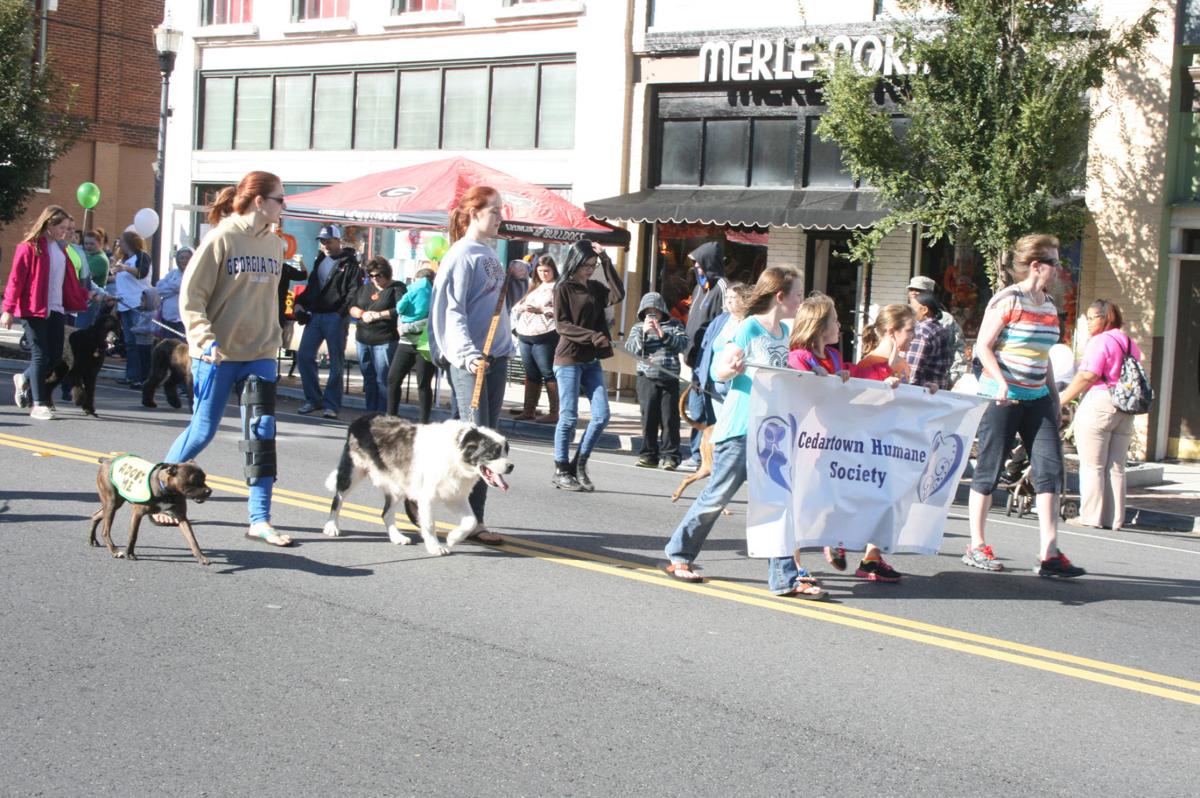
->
xmin=953 ymin=482 xmax=1198 ymax=534
xmin=0 ymin=357 xmax=641 ymax=453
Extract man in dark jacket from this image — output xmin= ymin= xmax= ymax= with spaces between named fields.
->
xmin=295 ymin=224 xmax=361 ymax=419
xmin=680 ymin=240 xmax=727 ymax=471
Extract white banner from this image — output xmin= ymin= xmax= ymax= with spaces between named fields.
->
xmin=746 ymin=368 xmax=990 ymax=558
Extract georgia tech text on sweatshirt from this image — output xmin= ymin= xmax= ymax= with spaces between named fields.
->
xmin=225 ymin=256 xmax=281 ymax=276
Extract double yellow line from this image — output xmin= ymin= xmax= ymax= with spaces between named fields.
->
xmin=3 ymin=429 xmax=1199 ymax=706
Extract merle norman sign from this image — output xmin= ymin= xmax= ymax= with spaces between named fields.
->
xmin=699 ymin=35 xmax=922 ymax=81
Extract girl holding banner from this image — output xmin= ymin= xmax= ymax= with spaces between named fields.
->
xmin=842 ymin=304 xmax=919 ymax=581
xmin=967 ymin=234 xmax=1084 ymax=578
xmin=662 ymin=266 xmax=827 ymax=599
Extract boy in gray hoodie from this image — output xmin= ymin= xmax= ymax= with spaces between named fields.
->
xmin=625 ymin=292 xmax=688 ymax=469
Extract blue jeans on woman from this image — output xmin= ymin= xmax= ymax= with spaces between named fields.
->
xmin=518 ymin=332 xmax=558 ymax=385
xmin=19 ymin=313 xmax=65 ymax=405
xmin=118 ymin=309 xmax=150 ymax=383
xmin=165 ymin=358 xmax=277 ymax=524
xmin=664 ymin=435 xmax=801 ymax=594
xmin=356 ymin=340 xmax=397 ymax=413
xmin=552 ymin=360 xmax=610 ymax=463
xmin=446 ymin=357 xmax=508 ymax=522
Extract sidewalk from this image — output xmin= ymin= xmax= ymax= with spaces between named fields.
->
xmin=2 ymin=328 xmax=1197 ymax=530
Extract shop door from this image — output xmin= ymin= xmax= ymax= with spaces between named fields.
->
xmin=1169 ymin=261 xmax=1200 ymax=459
xmin=806 ymin=234 xmax=863 ymax=360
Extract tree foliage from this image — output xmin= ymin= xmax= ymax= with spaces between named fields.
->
xmin=817 ymin=0 xmax=1159 ymax=283
xmin=0 ymin=0 xmax=88 ymax=225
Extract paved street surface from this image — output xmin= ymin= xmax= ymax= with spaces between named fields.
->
xmin=1 ymin=370 xmax=1198 ymax=797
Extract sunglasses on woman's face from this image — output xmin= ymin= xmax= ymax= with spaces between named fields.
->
xmin=368 ymin=272 xmax=383 ymax=278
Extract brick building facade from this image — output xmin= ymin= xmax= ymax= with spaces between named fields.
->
xmin=0 ymin=0 xmax=163 ymax=284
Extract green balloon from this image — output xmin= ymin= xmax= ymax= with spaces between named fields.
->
xmin=424 ymin=234 xmax=448 ymax=261
xmin=76 ymin=182 xmax=101 ymax=210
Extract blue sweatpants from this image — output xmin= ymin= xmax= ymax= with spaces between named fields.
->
xmin=165 ymin=358 xmax=277 ymax=524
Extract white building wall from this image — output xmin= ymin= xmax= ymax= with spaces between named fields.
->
xmin=160 ymin=0 xmax=629 ymax=265
xmin=766 ymin=226 xmax=807 ymax=282
xmin=871 ymin=225 xmax=914 ymax=306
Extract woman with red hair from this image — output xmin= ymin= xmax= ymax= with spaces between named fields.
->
xmin=428 ymin=186 xmax=515 ymax=543
xmin=160 ymin=171 xmax=293 ymax=547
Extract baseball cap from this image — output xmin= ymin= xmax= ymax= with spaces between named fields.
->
xmin=907 ymin=275 xmax=936 ymax=293
xmin=317 ymin=224 xmax=343 ymax=241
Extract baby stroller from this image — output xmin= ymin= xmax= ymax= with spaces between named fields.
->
xmin=999 ymin=402 xmax=1079 ymax=520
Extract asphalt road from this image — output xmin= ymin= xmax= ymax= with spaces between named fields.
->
xmin=1 ymin=371 xmax=1198 ymax=797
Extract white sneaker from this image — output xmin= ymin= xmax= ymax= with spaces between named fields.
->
xmin=677 ymin=460 xmax=699 ymax=473
xmin=13 ymin=373 xmax=30 ymax=408
xmin=321 ymin=408 xmax=339 ymax=420
xmin=297 ymin=402 xmax=319 ymax=414
xmin=30 ymin=405 xmax=54 ymax=421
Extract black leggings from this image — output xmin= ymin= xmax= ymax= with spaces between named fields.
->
xmin=20 ymin=313 xmax=65 ymax=405
xmin=971 ymin=392 xmax=1064 ymax=495
xmin=386 ymin=344 xmax=436 ymax=424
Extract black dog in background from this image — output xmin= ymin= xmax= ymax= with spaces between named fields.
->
xmin=44 ymin=306 xmax=121 ymax=417
xmin=142 ymin=339 xmax=192 ymax=409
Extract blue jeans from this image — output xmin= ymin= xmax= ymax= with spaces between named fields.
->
xmin=165 ymin=359 xmax=277 ymax=524
xmin=356 ymin=340 xmax=396 ymax=413
xmin=447 ymin=358 xmax=508 ymax=522
xmin=297 ymin=312 xmax=345 ymax=412
xmin=552 ymin=361 xmax=610 ymax=463
xmin=19 ymin=313 xmax=65 ymax=405
xmin=664 ymin=435 xmax=800 ymax=594
xmin=118 ymin=310 xmax=150 ymax=382
xmin=518 ymin=332 xmax=558 ymax=385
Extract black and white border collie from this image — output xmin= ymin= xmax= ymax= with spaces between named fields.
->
xmin=322 ymin=414 xmax=514 ymax=555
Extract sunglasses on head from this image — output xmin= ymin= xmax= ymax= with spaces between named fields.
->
xmin=367 ymin=271 xmax=383 ymax=278
xmin=1038 ymin=258 xmax=1060 ymax=268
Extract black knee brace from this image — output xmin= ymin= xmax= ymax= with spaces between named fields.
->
xmin=239 ymin=376 xmax=277 ymax=483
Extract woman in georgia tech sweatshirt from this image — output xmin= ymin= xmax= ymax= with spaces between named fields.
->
xmin=160 ymin=171 xmax=293 ymax=547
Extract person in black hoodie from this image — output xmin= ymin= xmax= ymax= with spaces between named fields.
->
xmin=551 ymin=240 xmax=625 ymax=492
xmin=295 ymin=224 xmax=361 ymax=419
xmin=680 ymin=240 xmax=728 ymax=470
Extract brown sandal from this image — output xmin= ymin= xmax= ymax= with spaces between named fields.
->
xmin=784 ymin=573 xmax=828 ymax=601
xmin=664 ymin=563 xmax=704 ymax=583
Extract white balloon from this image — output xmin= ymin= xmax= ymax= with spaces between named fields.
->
xmin=133 ymin=208 xmax=160 ymax=238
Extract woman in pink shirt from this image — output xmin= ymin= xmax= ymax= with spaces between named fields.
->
xmin=1059 ymin=300 xmax=1143 ymax=530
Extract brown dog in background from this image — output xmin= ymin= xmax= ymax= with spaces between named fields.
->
xmin=672 ymin=384 xmax=715 ymax=502
xmin=88 ymin=456 xmax=213 ymax=565
xmin=142 ymin=339 xmax=192 ymax=409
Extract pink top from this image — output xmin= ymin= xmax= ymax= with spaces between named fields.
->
xmin=2 ymin=238 xmax=89 ymax=319
xmin=787 ymin=345 xmax=842 ymax=374
xmin=1079 ymin=328 xmax=1143 ymax=392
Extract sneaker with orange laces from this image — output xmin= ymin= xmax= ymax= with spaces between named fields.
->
xmin=1035 ymin=550 xmax=1086 ymax=578
xmin=962 ymin=544 xmax=1003 ymax=571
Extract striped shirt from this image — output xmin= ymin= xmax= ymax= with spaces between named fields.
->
xmin=978 ymin=287 xmax=1058 ymax=400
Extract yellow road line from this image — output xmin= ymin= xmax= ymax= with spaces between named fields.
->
xmin=3 ymin=430 xmax=1198 ymax=705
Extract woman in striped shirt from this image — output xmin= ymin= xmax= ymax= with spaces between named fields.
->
xmin=965 ymin=234 xmax=1084 ymax=578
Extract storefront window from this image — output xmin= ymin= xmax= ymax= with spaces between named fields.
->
xmin=355 ymin=72 xmax=398 ymax=150
xmin=920 ymin=234 xmax=1080 ymax=343
xmin=538 ymin=63 xmax=576 ymax=149
xmin=397 ymin=71 xmax=441 ymax=149
xmin=650 ymin=223 xmax=768 ymax=319
xmin=751 ymin=119 xmax=797 ymax=186
xmin=804 ymin=116 xmax=854 ymax=188
xmin=234 ymin=77 xmax=272 ymax=150
xmin=313 ymin=73 xmax=354 ymax=150
xmin=703 ymin=120 xmax=750 ymax=186
xmin=443 ymin=68 xmax=488 ymax=149
xmin=490 ymin=66 xmax=538 ymax=149
xmin=201 ymin=78 xmax=234 ymax=150
xmin=274 ymin=75 xmax=313 ymax=150
xmin=660 ymin=121 xmax=702 ymax=185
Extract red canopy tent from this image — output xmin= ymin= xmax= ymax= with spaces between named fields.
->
xmin=282 ymin=156 xmax=630 ymax=248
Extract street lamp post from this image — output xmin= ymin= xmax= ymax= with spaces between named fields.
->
xmin=151 ymin=22 xmax=182 ymax=282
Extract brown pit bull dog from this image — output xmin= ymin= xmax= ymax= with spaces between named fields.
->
xmin=88 ymin=455 xmax=214 ymax=565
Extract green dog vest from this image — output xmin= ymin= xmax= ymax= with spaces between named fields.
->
xmin=109 ymin=455 xmax=161 ymax=504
